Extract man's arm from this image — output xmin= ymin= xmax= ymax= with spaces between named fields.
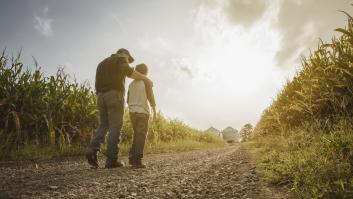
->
xmin=130 ymin=71 xmax=153 ymax=86
xmin=130 ymin=70 xmax=147 ymax=80
xmin=117 ymin=56 xmax=153 ymax=85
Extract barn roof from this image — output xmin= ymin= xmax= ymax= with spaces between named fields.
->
xmin=206 ymin=127 xmax=221 ymax=133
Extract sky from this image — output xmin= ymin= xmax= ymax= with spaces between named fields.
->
xmin=0 ymin=0 xmax=351 ymax=131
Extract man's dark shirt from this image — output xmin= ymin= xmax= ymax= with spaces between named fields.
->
xmin=95 ymin=54 xmax=134 ymax=93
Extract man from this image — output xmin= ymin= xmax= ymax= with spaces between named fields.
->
xmin=86 ymin=48 xmax=152 ymax=168
xmin=127 ymin=63 xmax=156 ymax=168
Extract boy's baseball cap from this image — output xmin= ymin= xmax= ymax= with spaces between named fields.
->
xmin=117 ymin=48 xmax=134 ymax=63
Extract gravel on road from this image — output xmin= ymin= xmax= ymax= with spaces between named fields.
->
xmin=0 ymin=145 xmax=292 ymax=199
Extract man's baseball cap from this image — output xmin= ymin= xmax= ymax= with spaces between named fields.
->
xmin=117 ymin=48 xmax=134 ymax=63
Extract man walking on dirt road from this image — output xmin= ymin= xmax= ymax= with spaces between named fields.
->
xmin=85 ymin=48 xmax=152 ymax=168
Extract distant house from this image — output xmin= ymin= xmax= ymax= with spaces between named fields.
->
xmin=206 ymin=127 xmax=223 ymax=138
xmin=221 ymin=127 xmax=240 ymax=143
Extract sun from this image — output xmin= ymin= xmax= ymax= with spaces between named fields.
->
xmin=170 ymin=10 xmax=286 ymax=129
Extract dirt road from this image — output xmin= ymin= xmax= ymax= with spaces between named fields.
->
xmin=0 ymin=145 xmax=291 ymax=199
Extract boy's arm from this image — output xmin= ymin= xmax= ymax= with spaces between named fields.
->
xmin=144 ymin=80 xmax=157 ymax=119
xmin=127 ymin=90 xmax=130 ymax=104
xmin=151 ymin=106 xmax=157 ymax=120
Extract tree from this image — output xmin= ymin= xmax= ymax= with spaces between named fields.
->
xmin=240 ymin=123 xmax=253 ymax=142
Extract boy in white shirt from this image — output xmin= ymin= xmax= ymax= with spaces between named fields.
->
xmin=127 ymin=63 xmax=156 ymax=168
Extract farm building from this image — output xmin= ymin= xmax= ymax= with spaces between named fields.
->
xmin=221 ymin=127 xmax=240 ymax=143
xmin=205 ymin=127 xmax=223 ymax=138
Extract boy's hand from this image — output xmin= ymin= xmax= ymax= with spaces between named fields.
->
xmin=153 ymin=112 xmax=157 ymax=121
xmin=151 ymin=106 xmax=157 ymax=121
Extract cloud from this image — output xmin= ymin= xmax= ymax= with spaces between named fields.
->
xmin=109 ymin=13 xmax=125 ymax=32
xmin=274 ymin=0 xmax=350 ymax=67
xmin=170 ymin=58 xmax=194 ymax=78
xmin=137 ymin=36 xmax=174 ymax=59
xmin=34 ymin=6 xmax=53 ymax=37
xmin=43 ymin=6 xmax=49 ymax=15
xmin=225 ymin=0 xmax=268 ymax=27
xmin=207 ymin=0 xmax=350 ymax=67
xmin=34 ymin=16 xmax=53 ymax=36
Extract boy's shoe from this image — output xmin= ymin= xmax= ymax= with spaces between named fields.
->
xmin=131 ymin=160 xmax=146 ymax=169
xmin=128 ymin=157 xmax=135 ymax=165
xmin=85 ymin=149 xmax=98 ymax=168
xmin=105 ymin=160 xmax=125 ymax=169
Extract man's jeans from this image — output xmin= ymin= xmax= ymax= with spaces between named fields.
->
xmin=129 ymin=112 xmax=149 ymax=161
xmin=89 ymin=90 xmax=124 ymax=161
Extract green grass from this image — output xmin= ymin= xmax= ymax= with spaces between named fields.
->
xmin=7 ymin=144 xmax=87 ymax=161
xmin=251 ymin=11 xmax=353 ymax=198
xmin=6 ymin=138 xmax=227 ymax=161
xmin=121 ymin=139 xmax=227 ymax=155
xmin=245 ymin=123 xmax=353 ymax=199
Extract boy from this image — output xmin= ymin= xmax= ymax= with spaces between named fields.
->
xmin=127 ymin=63 xmax=156 ymax=168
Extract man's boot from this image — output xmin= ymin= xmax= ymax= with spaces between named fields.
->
xmin=128 ymin=156 xmax=135 ymax=166
xmin=85 ymin=148 xmax=98 ymax=168
xmin=132 ymin=159 xmax=146 ymax=169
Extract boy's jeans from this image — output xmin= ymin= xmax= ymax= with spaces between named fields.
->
xmin=129 ymin=112 xmax=149 ymax=162
xmin=88 ymin=90 xmax=124 ymax=162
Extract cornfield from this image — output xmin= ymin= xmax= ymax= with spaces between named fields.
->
xmin=0 ymin=50 xmax=223 ymax=160
xmin=0 ymin=50 xmax=98 ymax=157
xmin=253 ymin=12 xmax=353 ymax=198
xmin=255 ymin=11 xmax=353 ymax=136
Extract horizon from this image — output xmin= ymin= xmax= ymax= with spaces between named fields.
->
xmin=0 ymin=0 xmax=351 ymax=130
